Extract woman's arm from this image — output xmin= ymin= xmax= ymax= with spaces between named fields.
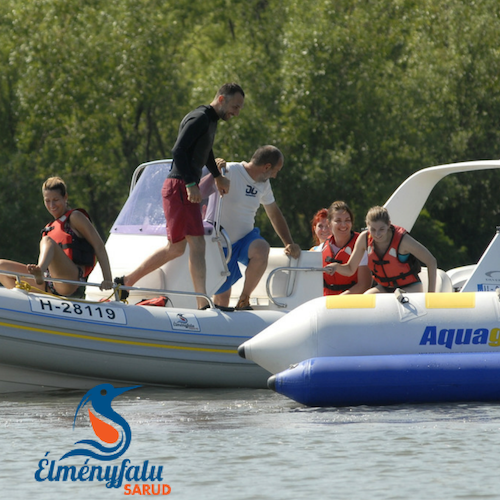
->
xmin=70 ymin=211 xmax=113 ymax=290
xmin=324 ymin=231 xmax=368 ymax=277
xmin=342 ymin=265 xmax=372 ymax=294
xmin=400 ymin=234 xmax=437 ymax=293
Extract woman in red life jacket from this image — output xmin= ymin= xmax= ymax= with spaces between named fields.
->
xmin=309 ymin=208 xmax=332 ymax=251
xmin=322 ymin=201 xmax=372 ymax=295
xmin=325 ymin=206 xmax=437 ymax=293
xmin=0 ymin=177 xmax=113 ymax=297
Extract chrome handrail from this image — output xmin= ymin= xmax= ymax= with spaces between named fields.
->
xmin=265 ymin=267 xmax=325 ymax=308
xmin=112 ymin=284 xmax=216 ymax=308
xmin=0 ymin=270 xmax=215 ymax=308
xmin=210 ymin=165 xmax=232 ymax=267
xmin=0 ymin=270 xmax=106 ymax=290
xmin=214 ymin=227 xmax=232 ymax=266
xmin=210 ymin=193 xmax=233 ymax=265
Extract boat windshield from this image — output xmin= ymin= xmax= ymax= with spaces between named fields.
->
xmin=111 ymin=160 xmax=171 ymax=235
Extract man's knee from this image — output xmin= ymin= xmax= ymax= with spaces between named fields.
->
xmin=167 ymin=240 xmax=187 ymax=259
xmin=186 ymin=236 xmax=206 ymax=255
xmin=249 ymin=239 xmax=270 ymax=261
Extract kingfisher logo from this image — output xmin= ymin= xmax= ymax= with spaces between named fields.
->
xmin=61 ymin=383 xmax=138 ymax=462
xmin=167 ymin=311 xmax=201 ymax=331
xmin=34 ymin=383 xmax=171 ymax=495
xmin=176 ymin=313 xmax=188 ymax=324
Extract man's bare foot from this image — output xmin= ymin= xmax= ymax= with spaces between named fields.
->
xmin=235 ymin=295 xmax=253 ymax=310
xmin=27 ymin=264 xmax=45 ymax=285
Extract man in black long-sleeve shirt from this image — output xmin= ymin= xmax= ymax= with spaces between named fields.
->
xmin=120 ymin=83 xmax=245 ymax=308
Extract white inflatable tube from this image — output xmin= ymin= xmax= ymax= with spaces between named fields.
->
xmin=238 ymin=292 xmax=500 ymax=374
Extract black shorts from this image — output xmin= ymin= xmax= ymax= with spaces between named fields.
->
xmin=45 ymin=267 xmax=87 ymax=298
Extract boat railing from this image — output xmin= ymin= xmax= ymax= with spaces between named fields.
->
xmin=0 ymin=270 xmax=216 ymax=308
xmin=214 ymin=227 xmax=232 ymax=266
xmin=266 ymin=266 xmax=325 ymax=308
xmin=210 ymin=185 xmax=232 ymax=266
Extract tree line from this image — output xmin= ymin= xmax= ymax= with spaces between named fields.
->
xmin=1 ymin=0 xmax=500 ymax=270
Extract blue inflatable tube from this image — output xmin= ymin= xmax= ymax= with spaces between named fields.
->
xmin=267 ymin=352 xmax=500 ymax=407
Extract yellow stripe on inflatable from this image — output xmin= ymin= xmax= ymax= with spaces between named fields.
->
xmin=326 ymin=295 xmax=376 ymax=309
xmin=425 ymin=292 xmax=476 ymax=309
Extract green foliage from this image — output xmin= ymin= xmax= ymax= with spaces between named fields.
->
xmin=1 ymin=0 xmax=500 ymax=270
xmin=411 ymin=208 xmax=468 ymax=270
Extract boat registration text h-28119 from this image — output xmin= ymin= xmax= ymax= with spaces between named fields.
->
xmin=30 ymin=297 xmax=127 ymax=324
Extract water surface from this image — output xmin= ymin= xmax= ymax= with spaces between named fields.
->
xmin=1 ymin=387 xmax=498 ymax=499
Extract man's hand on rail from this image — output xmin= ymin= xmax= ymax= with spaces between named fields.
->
xmin=284 ymin=243 xmax=301 ymax=260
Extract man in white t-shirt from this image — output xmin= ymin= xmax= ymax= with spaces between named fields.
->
xmin=201 ymin=145 xmax=301 ymax=310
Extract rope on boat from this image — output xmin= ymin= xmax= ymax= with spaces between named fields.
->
xmin=111 ymin=284 xmax=129 ymax=304
xmin=15 ymin=280 xmax=45 ymax=294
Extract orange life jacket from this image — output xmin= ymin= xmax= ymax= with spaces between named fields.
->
xmin=367 ymin=225 xmax=421 ymax=289
xmin=322 ymin=232 xmax=360 ymax=295
xmin=41 ymin=209 xmax=96 ymax=277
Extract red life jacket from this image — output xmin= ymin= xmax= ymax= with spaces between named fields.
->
xmin=41 ymin=209 xmax=96 ymax=277
xmin=367 ymin=225 xmax=421 ymax=289
xmin=322 ymin=232 xmax=360 ymax=295
xmin=136 ymin=296 xmax=170 ymax=307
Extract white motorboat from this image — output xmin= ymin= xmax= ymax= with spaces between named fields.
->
xmin=0 ymin=160 xmax=322 ymax=393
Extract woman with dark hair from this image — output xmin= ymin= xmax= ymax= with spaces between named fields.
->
xmin=322 ymin=201 xmax=371 ymax=295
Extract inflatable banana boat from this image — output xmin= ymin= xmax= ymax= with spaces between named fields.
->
xmin=238 ymin=290 xmax=500 ymax=374
xmin=239 ymin=160 xmax=500 ymax=408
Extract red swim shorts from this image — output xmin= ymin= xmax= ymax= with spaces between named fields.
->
xmin=162 ymin=178 xmax=204 ymax=243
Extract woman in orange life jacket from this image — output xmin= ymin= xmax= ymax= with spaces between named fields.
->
xmin=309 ymin=208 xmax=332 ymax=251
xmin=324 ymin=206 xmax=437 ymax=293
xmin=0 ymin=177 xmax=113 ymax=297
xmin=322 ymin=201 xmax=372 ymax=295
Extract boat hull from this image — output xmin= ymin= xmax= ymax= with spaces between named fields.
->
xmin=0 ymin=288 xmax=284 ymax=392
xmin=268 ymin=353 xmax=500 ymax=407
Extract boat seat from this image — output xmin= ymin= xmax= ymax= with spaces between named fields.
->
xmin=230 ymin=254 xmax=452 ymax=307
xmin=419 ymin=267 xmax=453 ymax=293
xmin=230 ymin=249 xmax=324 ymax=310
xmin=446 ymin=265 xmax=475 ymax=292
